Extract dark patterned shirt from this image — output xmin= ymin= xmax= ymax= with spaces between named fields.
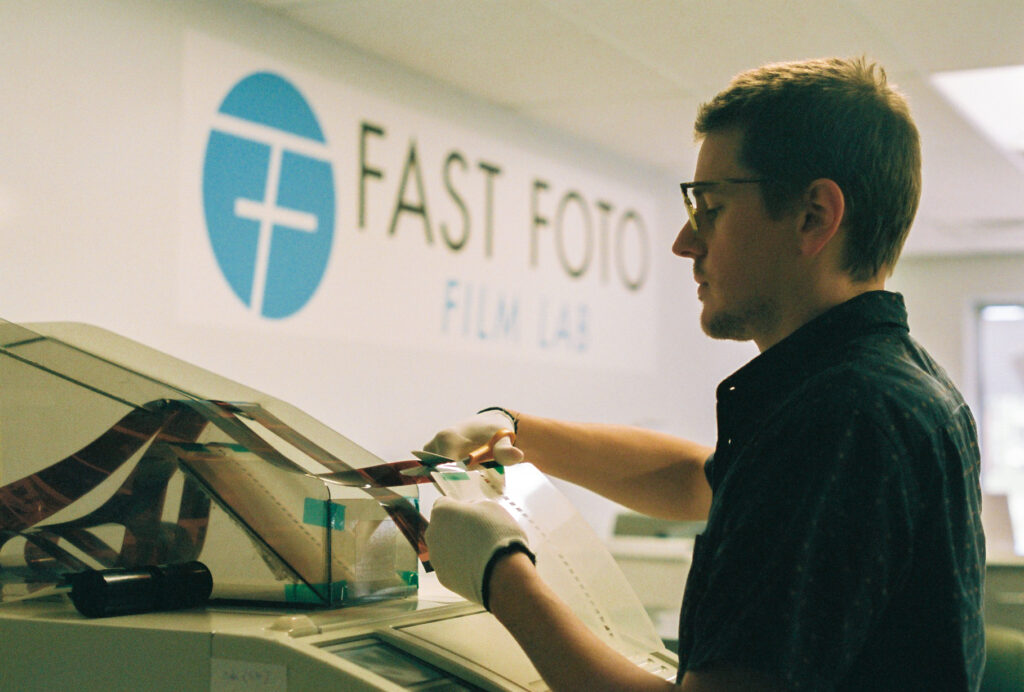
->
xmin=677 ymin=291 xmax=985 ymax=691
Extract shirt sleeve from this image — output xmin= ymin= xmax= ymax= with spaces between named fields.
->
xmin=682 ymin=399 xmax=918 ymax=689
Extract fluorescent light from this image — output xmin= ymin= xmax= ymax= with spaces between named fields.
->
xmin=932 ymin=65 xmax=1024 ymax=153
xmin=981 ymin=304 xmax=1024 ymax=322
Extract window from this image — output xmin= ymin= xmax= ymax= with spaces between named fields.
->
xmin=976 ymin=303 xmax=1024 ymax=554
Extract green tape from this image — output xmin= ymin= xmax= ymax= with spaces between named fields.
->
xmin=285 ymin=581 xmax=347 ymax=604
xmin=398 ymin=570 xmax=418 ymax=587
xmin=302 ymin=498 xmax=345 ymax=531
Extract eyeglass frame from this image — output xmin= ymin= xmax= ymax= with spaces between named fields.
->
xmin=680 ymin=178 xmax=768 ymax=234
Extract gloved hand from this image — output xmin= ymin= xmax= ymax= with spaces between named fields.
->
xmin=425 ymin=497 xmax=534 ymax=608
xmin=421 ymin=408 xmax=525 ymax=466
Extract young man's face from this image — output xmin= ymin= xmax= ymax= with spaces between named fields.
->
xmin=672 ymin=129 xmax=800 ymax=350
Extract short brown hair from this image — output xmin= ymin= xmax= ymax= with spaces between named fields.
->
xmin=695 ymin=57 xmax=921 ymax=281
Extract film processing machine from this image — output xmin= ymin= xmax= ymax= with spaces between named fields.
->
xmin=0 ymin=319 xmax=678 ymax=690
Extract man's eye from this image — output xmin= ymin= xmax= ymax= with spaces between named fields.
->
xmin=698 ymin=207 xmax=720 ymax=226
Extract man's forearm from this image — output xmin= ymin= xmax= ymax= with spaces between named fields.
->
xmin=487 ymin=551 xmax=677 ymax=692
xmin=488 ymin=554 xmax=784 ymax=692
xmin=512 ymin=413 xmax=713 ymax=521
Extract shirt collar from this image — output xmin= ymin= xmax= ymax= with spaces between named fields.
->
xmin=717 ymin=290 xmax=909 ymax=401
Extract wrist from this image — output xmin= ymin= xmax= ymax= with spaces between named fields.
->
xmin=477 ymin=406 xmax=519 ymax=434
xmin=483 ymin=547 xmax=536 ymax=613
xmin=483 ymin=544 xmax=536 ymax=610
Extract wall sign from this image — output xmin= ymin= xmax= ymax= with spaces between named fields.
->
xmin=180 ymin=32 xmax=658 ymax=370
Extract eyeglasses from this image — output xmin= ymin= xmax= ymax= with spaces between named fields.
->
xmin=680 ymin=178 xmax=767 ymax=233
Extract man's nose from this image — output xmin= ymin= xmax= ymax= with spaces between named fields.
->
xmin=672 ymin=220 xmax=703 ymax=259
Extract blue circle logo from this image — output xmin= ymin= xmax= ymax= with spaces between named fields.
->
xmin=202 ymin=72 xmax=335 ymax=319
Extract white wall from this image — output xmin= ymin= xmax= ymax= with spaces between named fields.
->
xmin=0 ymin=0 xmax=752 ymax=538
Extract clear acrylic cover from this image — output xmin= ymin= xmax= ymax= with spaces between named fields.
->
xmin=0 ymin=319 xmax=420 ymax=606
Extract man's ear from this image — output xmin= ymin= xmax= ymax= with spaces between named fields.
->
xmin=799 ymin=178 xmax=845 ymax=257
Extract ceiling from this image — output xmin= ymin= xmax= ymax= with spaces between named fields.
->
xmin=244 ymin=0 xmax=1024 ymax=256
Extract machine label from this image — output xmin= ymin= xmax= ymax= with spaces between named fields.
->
xmin=211 ymin=658 xmax=287 ymax=691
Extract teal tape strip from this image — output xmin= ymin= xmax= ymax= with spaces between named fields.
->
xmin=302 ymin=498 xmax=345 ymax=531
xmin=398 ymin=570 xmax=418 ymax=587
xmin=285 ymin=581 xmax=347 ymax=604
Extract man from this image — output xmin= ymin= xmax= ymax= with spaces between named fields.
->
xmin=423 ymin=57 xmax=985 ymax=691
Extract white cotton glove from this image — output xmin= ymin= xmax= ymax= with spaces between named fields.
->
xmin=425 ymin=497 xmax=534 ymax=608
xmin=421 ymin=408 xmax=525 ymax=466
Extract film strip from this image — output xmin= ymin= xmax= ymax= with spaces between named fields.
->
xmin=1 ymin=397 xmax=433 ymax=604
